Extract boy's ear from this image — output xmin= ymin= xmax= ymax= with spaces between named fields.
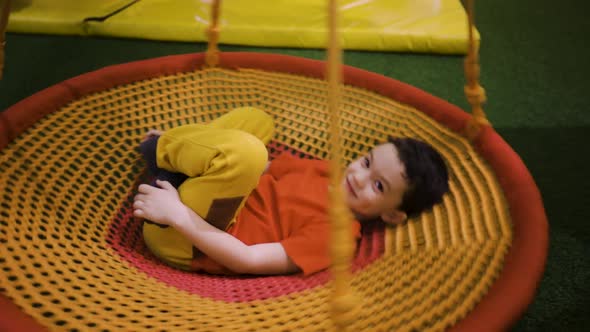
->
xmin=381 ymin=210 xmax=407 ymax=226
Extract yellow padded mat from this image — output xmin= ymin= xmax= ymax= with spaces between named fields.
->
xmin=7 ymin=0 xmax=478 ymax=54
xmin=7 ymin=0 xmax=137 ymax=35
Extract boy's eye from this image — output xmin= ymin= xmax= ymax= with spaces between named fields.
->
xmin=363 ymin=157 xmax=370 ymax=168
xmin=375 ymin=180 xmax=384 ymax=193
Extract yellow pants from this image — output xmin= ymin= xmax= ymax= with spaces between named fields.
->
xmin=142 ymin=107 xmax=275 ymax=270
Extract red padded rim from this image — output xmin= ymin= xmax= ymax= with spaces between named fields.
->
xmin=0 ymin=52 xmax=548 ymax=331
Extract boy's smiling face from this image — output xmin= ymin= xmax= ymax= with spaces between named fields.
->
xmin=342 ymin=143 xmax=409 ymax=224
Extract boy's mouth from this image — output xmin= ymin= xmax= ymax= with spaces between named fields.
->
xmin=345 ymin=177 xmax=357 ymax=198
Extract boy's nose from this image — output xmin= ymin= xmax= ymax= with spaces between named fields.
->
xmin=353 ymin=172 xmax=369 ymax=188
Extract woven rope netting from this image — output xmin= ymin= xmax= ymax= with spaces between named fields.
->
xmin=0 ymin=63 xmax=512 ymax=331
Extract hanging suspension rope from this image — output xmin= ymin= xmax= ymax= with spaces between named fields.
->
xmin=326 ymin=0 xmax=361 ymax=330
xmin=463 ymin=0 xmax=489 ymax=140
xmin=205 ymin=0 xmax=221 ymax=68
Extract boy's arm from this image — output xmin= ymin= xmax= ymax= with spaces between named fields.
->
xmin=133 ymin=180 xmax=299 ymax=275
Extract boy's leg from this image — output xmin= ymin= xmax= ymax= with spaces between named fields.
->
xmin=139 ymin=136 xmax=187 ymax=188
xmin=139 ymin=107 xmax=274 ymax=185
xmin=142 ymin=107 xmax=274 ymax=270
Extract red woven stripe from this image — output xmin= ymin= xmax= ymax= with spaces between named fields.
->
xmin=0 ymin=294 xmax=48 ymax=332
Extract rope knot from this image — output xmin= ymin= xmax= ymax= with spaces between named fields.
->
xmin=464 ymin=84 xmax=487 ymax=105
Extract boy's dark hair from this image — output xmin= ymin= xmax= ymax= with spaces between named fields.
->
xmin=388 ymin=137 xmax=449 ymax=218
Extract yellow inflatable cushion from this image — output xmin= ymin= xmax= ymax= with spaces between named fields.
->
xmin=7 ymin=0 xmax=478 ymax=54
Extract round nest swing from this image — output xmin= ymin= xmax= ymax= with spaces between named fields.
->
xmin=0 ymin=1 xmax=547 ymax=331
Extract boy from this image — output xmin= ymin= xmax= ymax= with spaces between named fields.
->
xmin=133 ymin=107 xmax=449 ymax=276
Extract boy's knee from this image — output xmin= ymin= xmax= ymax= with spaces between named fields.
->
xmin=216 ymin=107 xmax=275 ymax=144
xmin=232 ymin=107 xmax=272 ymax=122
xmin=228 ymin=130 xmax=268 ymax=176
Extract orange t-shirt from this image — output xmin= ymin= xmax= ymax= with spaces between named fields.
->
xmin=192 ymin=153 xmax=361 ymax=275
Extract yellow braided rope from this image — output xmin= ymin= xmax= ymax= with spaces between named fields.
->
xmin=0 ymin=66 xmax=512 ymax=331
xmin=463 ymin=0 xmax=490 ymax=139
xmin=205 ymin=0 xmax=221 ymax=68
xmin=326 ymin=0 xmax=360 ymax=329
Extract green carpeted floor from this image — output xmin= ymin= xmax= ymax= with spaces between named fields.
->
xmin=1 ymin=0 xmax=589 ymax=330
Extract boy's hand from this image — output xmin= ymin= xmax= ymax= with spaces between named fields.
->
xmin=142 ymin=129 xmax=163 ymax=141
xmin=133 ymin=180 xmax=191 ymax=228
